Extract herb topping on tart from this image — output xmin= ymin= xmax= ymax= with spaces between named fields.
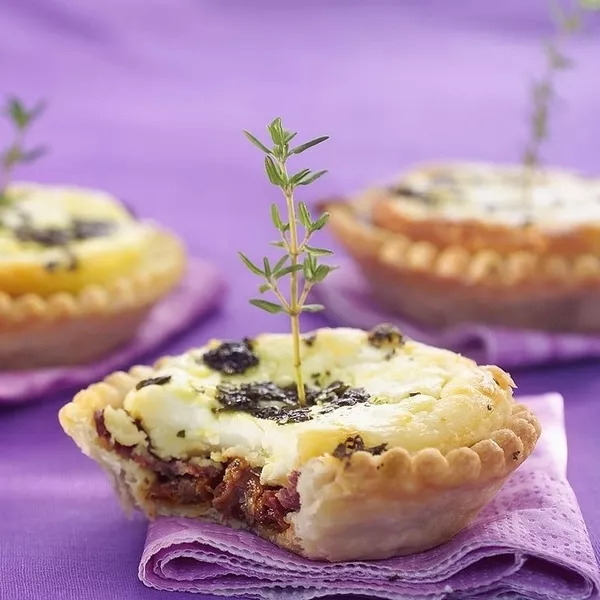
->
xmin=201 ymin=339 xmax=260 ymax=375
xmin=12 ymin=217 xmax=117 ymax=246
xmin=367 ymin=323 xmax=405 ymax=348
xmin=331 ymin=434 xmax=388 ymax=459
xmin=136 ymin=376 xmax=173 ymax=390
xmin=215 ymin=380 xmax=370 ymax=424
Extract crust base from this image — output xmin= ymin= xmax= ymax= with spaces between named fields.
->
xmin=59 ymin=363 xmax=540 ymax=561
xmin=0 ymin=229 xmax=185 ymax=369
xmin=325 ymin=200 xmax=600 ymax=333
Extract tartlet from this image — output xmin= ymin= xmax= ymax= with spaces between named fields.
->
xmin=0 ymin=182 xmax=185 ymax=369
xmin=324 ymin=162 xmax=600 ymax=332
xmin=59 ymin=325 xmax=540 ymax=561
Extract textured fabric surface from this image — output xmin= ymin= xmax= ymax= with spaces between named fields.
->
xmin=138 ymin=395 xmax=599 ymax=600
xmin=1 ymin=1 xmax=599 ymax=600
xmin=315 ymin=263 xmax=600 ymax=369
xmin=0 ymin=259 xmax=225 ymax=404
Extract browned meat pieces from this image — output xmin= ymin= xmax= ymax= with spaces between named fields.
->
xmin=149 ymin=475 xmax=215 ymax=504
xmin=94 ymin=409 xmax=298 ymax=533
xmin=212 ymin=458 xmax=255 ymax=516
xmin=213 ymin=459 xmax=290 ymax=532
xmin=275 ymin=471 xmax=300 ymax=511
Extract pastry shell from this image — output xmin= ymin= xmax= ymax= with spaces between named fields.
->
xmin=59 ymin=362 xmax=541 ymax=561
xmin=324 ymin=199 xmax=600 ymax=332
xmin=0 ymin=229 xmax=185 ymax=369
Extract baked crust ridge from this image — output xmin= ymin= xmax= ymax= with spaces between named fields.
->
xmin=324 ymin=199 xmax=600 ymax=332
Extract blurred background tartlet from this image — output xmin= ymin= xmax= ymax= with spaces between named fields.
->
xmin=0 ymin=182 xmax=185 ymax=369
xmin=325 ymin=162 xmax=600 ymax=333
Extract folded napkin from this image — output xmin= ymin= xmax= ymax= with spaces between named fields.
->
xmin=0 ymin=258 xmax=225 ymax=404
xmin=313 ymin=262 xmax=600 ymax=369
xmin=140 ymin=394 xmax=600 ymax=600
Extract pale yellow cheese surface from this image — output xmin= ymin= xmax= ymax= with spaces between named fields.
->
xmin=104 ymin=327 xmax=514 ymax=486
xmin=0 ymin=182 xmax=156 ymax=295
xmin=383 ymin=163 xmax=600 ymax=230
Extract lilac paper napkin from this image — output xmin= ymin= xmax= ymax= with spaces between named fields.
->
xmin=0 ymin=258 xmax=225 ymax=404
xmin=313 ymin=262 xmax=600 ymax=369
xmin=140 ymin=394 xmax=600 ymax=600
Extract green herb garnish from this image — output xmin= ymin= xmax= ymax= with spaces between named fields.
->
xmin=240 ymin=118 xmax=334 ymax=405
xmin=1 ymin=96 xmax=47 ymax=205
xmin=522 ymin=0 xmax=598 ymax=193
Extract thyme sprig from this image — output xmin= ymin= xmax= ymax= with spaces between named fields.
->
xmin=522 ymin=0 xmax=598 ymax=193
xmin=240 ymin=118 xmax=334 ymax=405
xmin=1 ymin=97 xmax=47 ymax=204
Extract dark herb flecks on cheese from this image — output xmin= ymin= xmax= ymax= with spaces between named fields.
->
xmin=217 ymin=382 xmax=297 ymax=411
xmin=368 ymin=324 xmax=405 ymax=349
xmin=310 ymin=381 xmax=370 ymax=410
xmin=136 ymin=375 xmax=172 ymax=390
xmin=303 ymin=334 xmax=317 ymax=347
xmin=202 ymin=340 xmax=259 ymax=375
xmin=332 ymin=435 xmax=387 ymax=459
xmin=15 ymin=226 xmax=70 ymax=246
xmin=43 ymin=260 xmax=60 ymax=272
xmin=72 ymin=219 xmax=116 ymax=240
xmin=388 ymin=185 xmax=437 ymax=204
xmin=13 ymin=218 xmax=117 ymax=247
xmin=215 ymin=381 xmax=370 ymax=424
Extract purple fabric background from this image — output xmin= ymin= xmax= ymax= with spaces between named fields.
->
xmin=0 ymin=1 xmax=599 ymax=599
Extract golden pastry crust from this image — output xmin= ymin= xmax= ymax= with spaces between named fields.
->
xmin=291 ymin=400 xmax=539 ymax=560
xmin=369 ymin=162 xmax=600 ymax=256
xmin=324 ymin=198 xmax=600 ymax=332
xmin=59 ymin=331 xmax=540 ymax=561
xmin=0 ymin=184 xmax=185 ymax=369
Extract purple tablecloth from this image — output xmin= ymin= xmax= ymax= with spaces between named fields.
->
xmin=1 ymin=2 xmax=599 ymax=599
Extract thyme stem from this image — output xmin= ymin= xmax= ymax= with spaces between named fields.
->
xmin=241 ymin=119 xmax=332 ymax=407
xmin=282 ymin=169 xmax=306 ymax=404
xmin=0 ymin=97 xmax=47 ymax=204
xmin=521 ymin=0 xmax=599 ymax=199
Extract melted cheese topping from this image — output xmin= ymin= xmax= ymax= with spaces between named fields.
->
xmin=385 ymin=163 xmax=600 ymax=230
xmin=1 ymin=182 xmax=132 ymax=230
xmin=105 ymin=327 xmax=514 ymax=486
xmin=0 ymin=182 xmax=156 ymax=295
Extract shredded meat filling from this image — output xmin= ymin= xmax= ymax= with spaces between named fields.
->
xmin=213 ymin=459 xmax=289 ymax=531
xmin=149 ymin=475 xmax=217 ymax=504
xmin=94 ymin=410 xmax=299 ymax=533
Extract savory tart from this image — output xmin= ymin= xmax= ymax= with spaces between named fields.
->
xmin=0 ymin=182 xmax=185 ymax=369
xmin=59 ymin=325 xmax=540 ymax=561
xmin=325 ymin=162 xmax=600 ymax=332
